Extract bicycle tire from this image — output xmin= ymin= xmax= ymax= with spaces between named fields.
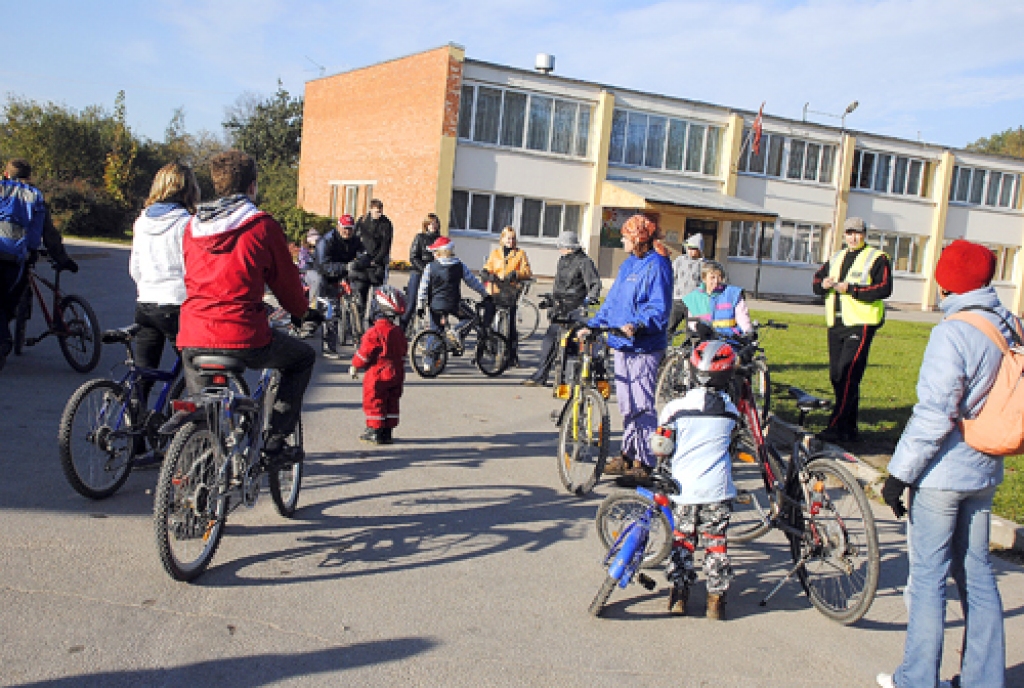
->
xmin=347 ymin=300 xmax=365 ymax=347
xmin=322 ymin=309 xmax=340 ymax=354
xmin=57 ymin=294 xmax=102 ymax=373
xmin=654 ymin=350 xmax=691 ymax=411
xmin=154 ymin=420 xmax=227 ymax=582
xmin=475 ymin=330 xmax=509 ymax=377
xmin=556 ymin=387 xmax=609 ymax=495
xmin=410 ymin=329 xmax=447 ymax=378
xmin=58 ymin=378 xmax=133 ymax=499
xmin=751 ymin=357 xmax=771 ymax=425
xmin=268 ymin=417 xmax=304 ymax=518
xmin=790 ymin=456 xmax=880 ymax=625
xmin=517 ymin=298 xmax=540 ymax=340
xmin=727 ymin=437 xmax=776 ymax=544
xmin=595 ymin=491 xmax=673 ymax=568
xmin=13 ymin=288 xmax=30 ymax=355
xmin=588 ymin=574 xmax=618 ymax=617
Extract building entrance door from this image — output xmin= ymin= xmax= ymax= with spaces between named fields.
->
xmin=685 ymin=219 xmax=718 ymax=258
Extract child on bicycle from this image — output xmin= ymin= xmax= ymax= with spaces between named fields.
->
xmin=350 ymin=285 xmax=407 ymax=445
xmin=652 ymin=339 xmax=738 ymax=620
xmin=415 ymin=236 xmax=492 ymax=342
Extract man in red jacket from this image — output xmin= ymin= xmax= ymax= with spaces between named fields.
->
xmin=178 ymin=150 xmax=317 ymax=463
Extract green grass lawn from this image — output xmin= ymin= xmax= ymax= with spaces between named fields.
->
xmin=750 ymin=309 xmax=1022 ymax=524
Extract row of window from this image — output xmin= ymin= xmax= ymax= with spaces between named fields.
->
xmin=328 ymin=183 xmax=373 ymax=219
xmin=449 ymin=189 xmax=583 ymax=240
xmin=850 ymin=150 xmax=927 ymax=197
xmin=457 ymin=83 xmax=591 ymax=159
xmin=608 ymin=109 xmax=721 ymax=176
xmin=949 ymin=165 xmax=1020 ymax=209
xmin=737 ymin=130 xmax=837 ymax=184
xmin=729 ymin=220 xmax=826 ymax=265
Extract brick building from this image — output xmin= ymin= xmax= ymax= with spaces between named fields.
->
xmin=298 ymin=43 xmax=1024 ymax=310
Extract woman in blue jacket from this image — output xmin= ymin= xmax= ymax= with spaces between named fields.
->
xmin=581 ymin=214 xmax=672 ymax=478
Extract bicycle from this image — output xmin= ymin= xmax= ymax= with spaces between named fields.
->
xmin=13 ymin=249 xmax=102 ymax=372
xmin=57 ymin=324 xmax=185 ymax=499
xmin=318 ymin=278 xmax=364 ymax=355
xmin=549 ymin=312 xmax=616 ymax=495
xmin=408 ymin=298 xmax=510 ymax=378
xmin=515 ymin=277 xmax=540 ymax=340
xmin=154 ymin=359 xmax=304 ymax=582
xmin=589 ymin=456 xmax=679 ymax=616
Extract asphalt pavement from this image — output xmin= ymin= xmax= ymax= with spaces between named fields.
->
xmin=1 ymin=239 xmax=1021 ymax=687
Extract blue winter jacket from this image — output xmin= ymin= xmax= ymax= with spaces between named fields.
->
xmin=887 ymin=287 xmax=1014 ymax=490
xmin=588 ymin=250 xmax=672 ymax=353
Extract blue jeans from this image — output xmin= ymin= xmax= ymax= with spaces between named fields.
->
xmin=894 ymin=485 xmax=1005 ymax=688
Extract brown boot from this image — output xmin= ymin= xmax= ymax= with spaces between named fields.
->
xmin=623 ymin=462 xmax=652 ymax=479
xmin=668 ymin=586 xmax=689 ymax=616
xmin=706 ymin=592 xmax=726 ymax=621
xmin=603 ymin=454 xmax=633 ymax=476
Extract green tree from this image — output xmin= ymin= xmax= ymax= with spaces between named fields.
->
xmin=103 ymin=90 xmax=137 ymax=206
xmin=223 ymin=81 xmax=303 ymax=166
xmin=967 ymin=126 xmax=1024 ymax=159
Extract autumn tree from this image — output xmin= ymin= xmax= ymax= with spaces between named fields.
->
xmin=967 ymin=126 xmax=1024 ymax=159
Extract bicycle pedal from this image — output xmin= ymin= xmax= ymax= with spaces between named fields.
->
xmin=637 ymin=573 xmax=657 ymax=591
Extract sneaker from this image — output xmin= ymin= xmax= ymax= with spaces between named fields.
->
xmin=603 ymin=455 xmax=633 ymax=476
xmin=706 ymin=592 xmax=726 ymax=621
xmin=668 ymin=586 xmax=689 ymax=616
xmin=359 ymin=427 xmax=383 ymax=445
xmin=623 ymin=463 xmax=653 ymax=480
xmin=379 ymin=428 xmax=394 ymax=444
xmin=322 ymin=348 xmax=340 ymax=360
xmin=875 ymin=675 xmax=895 ymax=688
xmin=261 ymin=442 xmax=303 ymax=471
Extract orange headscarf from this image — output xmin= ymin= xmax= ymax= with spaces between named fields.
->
xmin=621 ymin=214 xmax=670 ymax=257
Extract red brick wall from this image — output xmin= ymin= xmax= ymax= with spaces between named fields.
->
xmin=298 ymin=46 xmax=459 ymax=264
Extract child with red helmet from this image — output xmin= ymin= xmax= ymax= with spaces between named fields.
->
xmin=350 ymin=285 xmax=408 ymax=444
xmin=652 ymin=339 xmax=739 ymax=620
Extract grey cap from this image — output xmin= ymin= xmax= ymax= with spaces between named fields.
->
xmin=556 ymin=231 xmax=581 ymax=249
xmin=843 ymin=217 xmax=867 ymax=233
xmin=684 ymin=233 xmax=704 ymax=252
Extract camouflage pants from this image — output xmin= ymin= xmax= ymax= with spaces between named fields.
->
xmin=665 ymin=500 xmax=733 ymax=595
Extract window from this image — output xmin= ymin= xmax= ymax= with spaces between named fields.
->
xmin=776 ymin=221 xmax=797 ymax=261
xmin=329 ymin=184 xmax=340 ymax=218
xmin=865 ymin=231 xmax=928 ymax=273
xmin=874 ymin=154 xmax=892 ymax=193
xmin=760 ymin=222 xmax=775 ymax=260
xmin=450 ymin=189 xmax=586 ymax=239
xmin=458 ymin=83 xmax=592 ymax=159
xmin=787 ymin=142 xmax=805 ymax=180
xmin=344 ymin=185 xmax=359 ymax=216
xmin=851 ymin=149 xmax=927 ymax=196
xmin=804 ymin=143 xmax=820 ymax=182
xmin=766 ymin=136 xmax=785 ymax=177
xmin=738 ymin=131 xmax=835 ymax=184
xmin=729 ymin=221 xmax=760 ymax=258
xmin=608 ymin=107 xmax=722 ymax=177
xmin=731 ymin=219 xmax=825 ymax=264
xmin=950 ymin=165 xmax=1021 ymax=209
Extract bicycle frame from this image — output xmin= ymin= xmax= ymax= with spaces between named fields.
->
xmin=603 ymin=487 xmax=676 ymax=586
xmin=21 ymin=267 xmax=64 ymax=344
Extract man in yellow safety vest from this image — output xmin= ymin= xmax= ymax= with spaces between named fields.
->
xmin=812 ymin=217 xmax=892 ymax=442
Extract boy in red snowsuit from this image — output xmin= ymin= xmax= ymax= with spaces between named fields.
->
xmin=350 ymin=285 xmax=407 ymax=444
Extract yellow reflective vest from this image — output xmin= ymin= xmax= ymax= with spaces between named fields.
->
xmin=825 ymin=247 xmax=886 ymax=327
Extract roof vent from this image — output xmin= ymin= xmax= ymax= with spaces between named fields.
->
xmin=535 ymin=53 xmax=555 ymax=75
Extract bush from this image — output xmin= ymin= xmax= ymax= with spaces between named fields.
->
xmin=261 ymin=201 xmax=334 ymax=244
xmin=37 ymin=178 xmax=132 ymax=238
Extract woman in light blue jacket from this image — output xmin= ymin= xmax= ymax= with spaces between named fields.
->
xmin=877 ymin=240 xmax=1010 ymax=688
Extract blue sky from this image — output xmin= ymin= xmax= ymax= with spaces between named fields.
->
xmin=5 ymin=0 xmax=1024 ymax=149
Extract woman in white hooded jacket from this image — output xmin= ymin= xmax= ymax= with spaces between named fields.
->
xmin=129 ymin=162 xmax=198 ymax=398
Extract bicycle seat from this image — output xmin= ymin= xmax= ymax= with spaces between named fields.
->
xmin=787 ymin=386 xmax=832 ymax=412
xmin=191 ymin=355 xmax=247 ymax=374
xmin=101 ymin=324 xmax=143 ymax=344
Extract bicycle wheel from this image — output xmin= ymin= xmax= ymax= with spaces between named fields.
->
xmin=268 ymin=417 xmax=304 ymax=518
xmin=727 ymin=438 xmax=778 ymax=544
xmin=322 ymin=312 xmax=340 ymax=354
xmin=595 ymin=491 xmax=673 ymax=568
xmin=655 ymin=350 xmax=691 ymax=411
xmin=13 ymin=288 xmax=31 ymax=355
xmin=347 ymin=300 xmax=365 ymax=346
xmin=588 ymin=574 xmax=618 ymax=617
xmin=517 ymin=298 xmax=540 ymax=340
xmin=556 ymin=387 xmax=610 ymax=495
xmin=751 ymin=357 xmax=771 ymax=424
xmin=57 ymin=295 xmax=102 ymax=372
xmin=58 ymin=379 xmax=134 ymax=499
xmin=475 ymin=330 xmax=509 ymax=377
xmin=410 ymin=329 xmax=447 ymax=378
xmin=154 ymin=420 xmax=227 ymax=582
xmin=789 ymin=456 xmax=880 ymax=625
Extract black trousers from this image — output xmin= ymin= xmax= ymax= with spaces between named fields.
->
xmin=826 ymin=323 xmax=878 ymax=435
xmin=401 ymin=271 xmax=422 ymax=329
xmin=183 ymin=330 xmax=316 ymax=441
xmin=0 ymin=261 xmax=27 ymax=353
xmin=134 ymin=302 xmax=181 ymax=400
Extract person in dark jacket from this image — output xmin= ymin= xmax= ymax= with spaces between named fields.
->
xmin=811 ymin=217 xmax=893 ymax=442
xmin=351 ymin=198 xmax=393 ymax=323
xmin=309 ymin=213 xmax=367 ymax=353
xmin=522 ymin=230 xmax=601 ymax=386
xmin=403 ymin=213 xmax=440 ymax=330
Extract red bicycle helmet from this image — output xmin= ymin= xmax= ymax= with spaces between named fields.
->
xmin=690 ymin=340 xmax=737 ymax=388
xmin=338 ymin=214 xmax=356 ymax=228
xmin=373 ymin=284 xmax=407 ymax=317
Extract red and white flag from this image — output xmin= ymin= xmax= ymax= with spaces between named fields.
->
xmin=752 ymin=102 xmax=765 ymax=156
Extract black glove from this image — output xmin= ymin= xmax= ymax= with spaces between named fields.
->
xmin=480 ymin=269 xmax=492 ymax=281
xmin=881 ymin=475 xmax=909 ymax=519
xmin=538 ymin=296 xmax=553 ymax=309
xmin=291 ymin=308 xmax=325 ymax=328
xmin=60 ymin=258 xmax=79 ymax=274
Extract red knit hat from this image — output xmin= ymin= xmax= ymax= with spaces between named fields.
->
xmin=428 ymin=236 xmax=453 ymax=252
xmin=934 ymin=240 xmax=996 ymax=294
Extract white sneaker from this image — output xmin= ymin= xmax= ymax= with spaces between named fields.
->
xmin=876 ymin=674 xmax=896 ymax=688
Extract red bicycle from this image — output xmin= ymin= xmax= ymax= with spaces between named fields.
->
xmin=13 ymin=250 xmax=102 ymax=372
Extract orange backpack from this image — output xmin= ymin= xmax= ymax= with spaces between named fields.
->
xmin=948 ymin=310 xmax=1024 ymax=455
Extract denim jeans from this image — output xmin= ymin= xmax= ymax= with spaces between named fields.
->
xmin=894 ymin=485 xmax=1005 ymax=688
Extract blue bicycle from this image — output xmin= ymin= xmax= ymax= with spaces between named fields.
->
xmin=58 ymin=324 xmax=184 ymax=499
xmin=589 ymin=460 xmax=680 ymax=616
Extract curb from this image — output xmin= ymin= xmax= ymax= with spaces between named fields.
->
xmin=769 ymin=418 xmax=1024 ymax=553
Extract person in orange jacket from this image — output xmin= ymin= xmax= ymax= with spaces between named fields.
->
xmin=350 ymin=285 xmax=408 ymax=444
xmin=480 ymin=226 xmax=532 ymax=366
